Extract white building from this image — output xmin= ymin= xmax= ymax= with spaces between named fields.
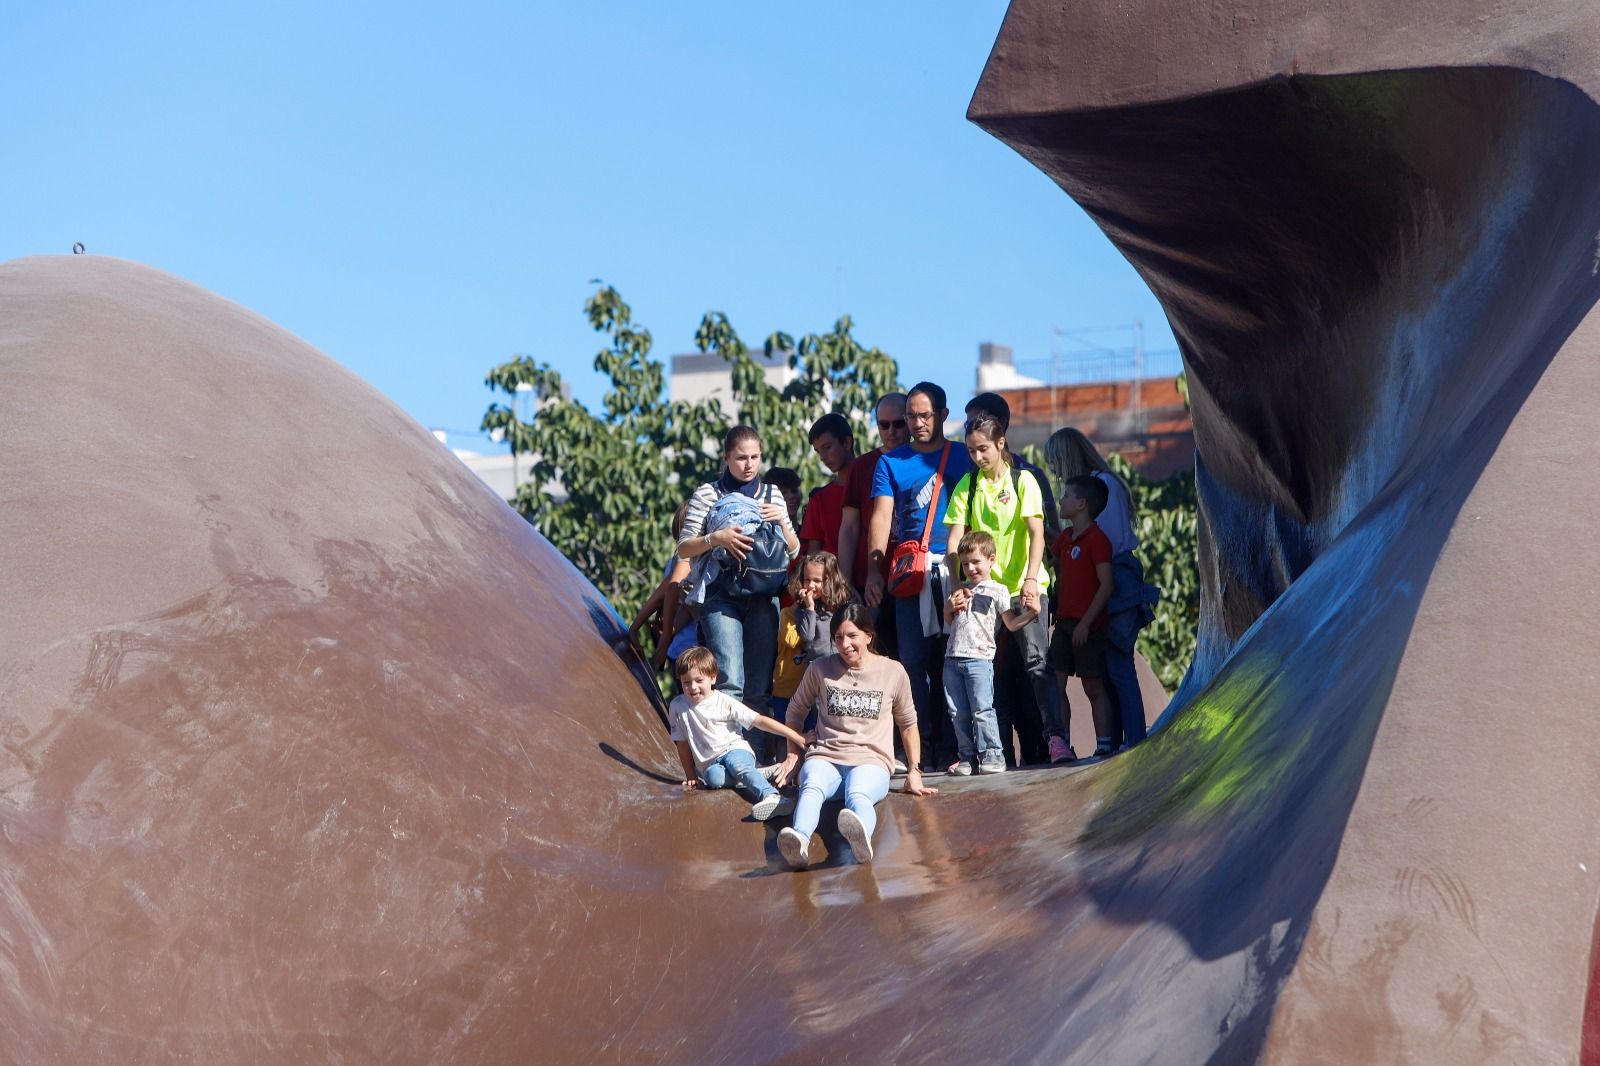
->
xmin=974 ymin=342 xmax=1046 ymax=392
xmin=669 ymin=350 xmax=796 ymax=407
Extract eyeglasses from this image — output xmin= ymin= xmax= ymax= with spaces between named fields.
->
xmin=903 ymin=411 xmax=939 ymax=423
xmin=877 ymin=418 xmax=908 ymax=430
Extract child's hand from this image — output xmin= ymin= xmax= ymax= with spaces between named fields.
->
xmin=758 ymin=503 xmax=788 ymax=524
xmin=1072 ymin=620 xmax=1090 ymax=647
xmin=681 ymin=778 xmax=699 ymax=792
xmin=948 ymin=587 xmax=970 ymax=613
xmin=796 ymin=587 xmax=814 ymax=610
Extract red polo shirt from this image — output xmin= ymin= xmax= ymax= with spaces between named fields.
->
xmin=840 ymin=446 xmax=884 ymax=586
xmin=1052 ymin=522 xmax=1113 ymax=628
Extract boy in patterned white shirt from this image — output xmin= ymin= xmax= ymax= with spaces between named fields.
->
xmin=942 ymin=530 xmax=1032 ymax=775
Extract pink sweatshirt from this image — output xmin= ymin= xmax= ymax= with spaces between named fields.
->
xmin=785 ymin=653 xmax=917 ymax=774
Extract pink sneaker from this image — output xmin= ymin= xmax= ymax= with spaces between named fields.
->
xmin=1048 ymin=736 xmax=1076 ymax=764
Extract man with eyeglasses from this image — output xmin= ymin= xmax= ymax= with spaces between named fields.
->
xmin=865 ymin=382 xmax=973 ymax=772
xmin=836 ymin=392 xmax=908 ymax=597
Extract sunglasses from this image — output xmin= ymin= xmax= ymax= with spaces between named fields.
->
xmin=877 ymin=418 xmax=908 ymax=430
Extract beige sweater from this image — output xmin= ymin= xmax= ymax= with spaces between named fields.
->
xmin=786 ymin=653 xmax=917 ymax=774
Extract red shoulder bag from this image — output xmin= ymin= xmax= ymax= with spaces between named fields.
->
xmin=886 ymin=443 xmax=952 ymax=600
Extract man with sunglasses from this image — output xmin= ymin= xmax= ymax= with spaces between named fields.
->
xmin=836 ymin=392 xmax=908 ymax=596
xmin=865 ymin=382 xmax=973 ymax=772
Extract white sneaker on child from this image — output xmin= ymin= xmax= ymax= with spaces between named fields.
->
xmin=836 ymin=808 xmax=874 ymax=864
xmin=778 ymin=827 xmax=811 ymax=869
xmin=977 ymin=753 xmax=1006 ymax=774
xmin=751 ymin=794 xmax=783 ymax=821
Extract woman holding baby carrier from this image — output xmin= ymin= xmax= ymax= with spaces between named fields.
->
xmin=677 ymin=425 xmax=800 ymax=756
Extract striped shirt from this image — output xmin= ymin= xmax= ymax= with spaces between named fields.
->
xmin=678 ymin=479 xmax=798 ymax=558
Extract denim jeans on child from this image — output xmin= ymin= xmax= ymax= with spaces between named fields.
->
xmin=698 ymin=746 xmax=777 ymax=804
xmin=791 ymin=759 xmax=891 ymax=840
xmin=942 ymin=656 xmax=1002 ymax=763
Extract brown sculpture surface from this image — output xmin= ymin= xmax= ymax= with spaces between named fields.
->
xmin=4 ymin=3 xmax=1600 ymax=1058
xmin=970 ymin=1 xmax=1600 ymax=1062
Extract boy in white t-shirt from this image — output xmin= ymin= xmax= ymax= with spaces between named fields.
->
xmin=942 ymin=531 xmax=1032 ymax=775
xmin=670 ymin=646 xmax=806 ymax=820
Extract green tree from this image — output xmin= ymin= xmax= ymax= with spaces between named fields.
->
xmin=1107 ymin=453 xmax=1200 ymax=691
xmin=482 ymin=286 xmax=900 ymax=629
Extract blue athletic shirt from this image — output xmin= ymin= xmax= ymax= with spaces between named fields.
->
xmin=870 ymin=441 xmax=974 ymax=556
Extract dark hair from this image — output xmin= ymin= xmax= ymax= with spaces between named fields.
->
xmin=1065 ymin=474 xmax=1109 ymax=518
xmin=906 ymin=381 xmax=947 ymax=414
xmin=828 ymin=601 xmax=878 ymax=643
xmin=964 ymin=391 xmax=1011 ymax=431
xmin=808 ymin=412 xmax=853 ymax=444
xmin=962 ymin=412 xmax=1013 ymax=466
xmin=721 ymin=425 xmax=761 ymax=456
xmin=766 ymin=466 xmax=801 ymax=493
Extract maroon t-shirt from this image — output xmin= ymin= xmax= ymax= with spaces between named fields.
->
xmin=840 ymin=447 xmax=884 ymax=587
xmin=798 ymin=480 xmax=845 ymax=557
xmin=1051 ymin=522 xmax=1113 ymax=629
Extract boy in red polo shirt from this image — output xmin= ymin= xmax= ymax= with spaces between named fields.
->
xmin=1049 ymin=475 xmax=1118 ymax=758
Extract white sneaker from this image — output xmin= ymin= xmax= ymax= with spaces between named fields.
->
xmin=947 ymin=760 xmax=973 ymax=777
xmin=778 ymin=827 xmax=811 ymax=869
xmin=758 ymin=763 xmax=782 ymax=780
xmin=977 ymin=753 xmax=1006 ymax=775
xmin=751 ymin=794 xmax=782 ymax=821
xmin=891 ymin=758 xmax=908 ymax=775
xmin=837 ymin=808 xmax=874 ymax=864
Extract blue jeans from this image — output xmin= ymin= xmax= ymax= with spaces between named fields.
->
xmin=699 ymin=746 xmax=776 ymax=803
xmin=699 ymin=591 xmax=779 ymax=753
xmin=1104 ymin=636 xmax=1146 ymax=746
xmin=894 ymin=593 xmax=951 ymax=761
xmin=943 ymin=657 xmax=1002 ymax=762
xmin=792 ymin=759 xmax=891 ymax=839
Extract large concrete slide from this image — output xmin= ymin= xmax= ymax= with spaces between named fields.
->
xmin=3 ymin=2 xmax=1600 ymax=1062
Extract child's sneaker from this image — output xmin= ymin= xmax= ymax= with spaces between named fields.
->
xmin=1048 ymin=736 xmax=1076 ymax=764
xmin=946 ymin=760 xmax=973 ymax=777
xmin=836 ymin=808 xmax=874 ymax=864
xmin=977 ymin=752 xmax=1006 ymax=774
xmin=778 ymin=827 xmax=811 ymax=869
xmin=751 ymin=793 xmax=794 ymax=821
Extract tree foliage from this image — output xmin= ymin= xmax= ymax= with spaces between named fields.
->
xmin=1108 ymin=453 xmax=1200 ymax=691
xmin=482 ymin=286 xmax=900 ymax=627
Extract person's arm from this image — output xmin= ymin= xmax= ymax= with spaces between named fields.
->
xmin=1074 ymin=560 xmax=1115 ymax=646
xmin=864 ymin=495 xmax=893 ymax=607
xmin=898 ymin=725 xmax=938 ymax=797
xmin=752 ymin=714 xmax=808 ymax=752
xmin=772 ymin=664 xmax=818 ymax=787
xmin=758 ymin=487 xmax=801 ymax=557
xmin=943 ymin=521 xmax=966 ymax=583
xmin=626 ymin=581 xmax=667 ymax=642
xmin=674 ymin=740 xmax=699 ymax=790
xmin=1001 ymin=600 xmax=1038 ymax=632
xmin=836 ymin=506 xmax=860 ymax=588
xmin=1021 ymin=515 xmax=1045 ymax=614
xmin=794 ymin=602 xmax=819 ymax=644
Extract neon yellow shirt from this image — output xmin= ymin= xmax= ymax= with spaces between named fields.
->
xmin=943 ymin=465 xmax=1049 ymax=594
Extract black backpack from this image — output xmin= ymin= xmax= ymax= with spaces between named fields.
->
xmin=705 ymin=488 xmax=790 ymax=598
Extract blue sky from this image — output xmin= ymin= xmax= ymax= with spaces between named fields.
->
xmin=4 ymin=2 xmax=1176 ymax=452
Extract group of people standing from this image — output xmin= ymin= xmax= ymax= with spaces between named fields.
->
xmin=631 ymin=381 xmax=1157 ymax=870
